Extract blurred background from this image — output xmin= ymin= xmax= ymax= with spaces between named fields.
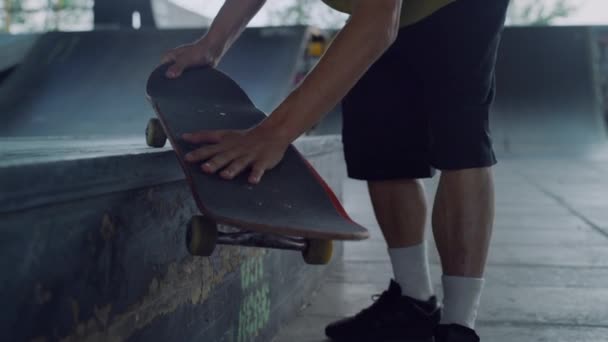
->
xmin=2 ymin=0 xmax=608 ymax=32
xmin=1 ymin=1 xmax=608 ymax=342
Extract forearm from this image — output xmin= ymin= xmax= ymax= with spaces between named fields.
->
xmin=202 ymin=0 xmax=266 ymax=56
xmin=262 ymin=1 xmax=402 ymax=141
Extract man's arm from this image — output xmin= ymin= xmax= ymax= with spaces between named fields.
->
xmin=261 ymin=0 xmax=402 ymax=140
xmin=183 ymin=0 xmax=403 ymax=183
xmin=163 ymin=0 xmax=267 ymax=78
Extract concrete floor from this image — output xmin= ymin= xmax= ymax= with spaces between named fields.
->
xmin=274 ymin=156 xmax=608 ymax=341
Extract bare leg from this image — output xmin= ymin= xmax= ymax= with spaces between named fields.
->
xmin=432 ymin=167 xmax=495 ymax=329
xmin=368 ymin=179 xmax=427 ymax=248
xmin=368 ymin=179 xmax=434 ymax=301
xmin=432 ymin=167 xmax=494 ymax=277
xmin=325 ymin=181 xmax=440 ymax=340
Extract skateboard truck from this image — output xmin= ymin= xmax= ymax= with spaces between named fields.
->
xmin=186 ymin=215 xmax=333 ymax=265
xmin=146 ymin=118 xmax=334 ymax=265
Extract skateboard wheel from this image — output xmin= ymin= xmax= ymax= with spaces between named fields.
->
xmin=146 ymin=118 xmax=167 ymax=148
xmin=302 ymin=239 xmax=333 ymax=265
xmin=186 ymin=215 xmax=218 ymax=256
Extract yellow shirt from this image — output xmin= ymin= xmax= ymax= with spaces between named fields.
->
xmin=321 ymin=0 xmax=456 ymax=27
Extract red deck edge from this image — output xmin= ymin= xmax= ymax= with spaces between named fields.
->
xmin=293 ymin=149 xmax=359 ymax=225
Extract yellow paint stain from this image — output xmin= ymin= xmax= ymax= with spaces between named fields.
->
xmin=60 ymin=247 xmax=257 ymax=341
xmin=190 ymin=286 xmax=202 ymax=305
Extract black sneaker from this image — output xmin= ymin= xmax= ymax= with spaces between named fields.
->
xmin=435 ymin=324 xmax=480 ymax=342
xmin=325 ymin=279 xmax=441 ymax=342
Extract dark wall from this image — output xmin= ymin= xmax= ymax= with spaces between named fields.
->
xmin=0 ymin=136 xmax=347 ymax=342
xmin=2 ymin=179 xmax=337 ymax=341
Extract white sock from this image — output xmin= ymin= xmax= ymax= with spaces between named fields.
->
xmin=440 ymin=275 xmax=485 ymax=329
xmin=387 ymin=242 xmax=434 ymax=301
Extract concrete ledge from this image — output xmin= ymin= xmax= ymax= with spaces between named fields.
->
xmin=0 ymin=135 xmax=347 ymax=341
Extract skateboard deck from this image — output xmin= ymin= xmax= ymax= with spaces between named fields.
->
xmin=145 ymin=64 xmax=368 ymax=264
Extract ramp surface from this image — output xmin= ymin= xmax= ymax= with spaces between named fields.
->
xmin=0 ymin=27 xmax=309 ymax=136
xmin=0 ymin=34 xmax=37 ymax=73
xmin=492 ymin=26 xmax=607 ymax=153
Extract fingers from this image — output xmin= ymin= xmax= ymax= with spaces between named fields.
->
xmin=166 ymin=62 xmax=186 ymax=79
xmin=182 ymin=130 xmax=227 ymax=144
xmin=216 ymin=157 xmax=269 ymax=184
xmin=186 ymin=146 xmax=269 ymax=184
xmin=184 ymin=144 xmax=222 ymax=162
xmin=249 ymin=163 xmax=267 ymax=184
xmin=182 ymin=131 xmax=238 ymax=163
xmin=201 ymin=150 xmax=241 ymax=174
xmin=161 ymin=42 xmax=213 ymax=79
xmin=180 ymin=129 xmax=280 ymax=184
xmin=220 ymin=156 xmax=254 ymax=180
xmin=161 ymin=47 xmax=188 ymax=78
xmin=161 ymin=50 xmax=183 ymax=78
xmin=160 ymin=50 xmax=175 ymax=65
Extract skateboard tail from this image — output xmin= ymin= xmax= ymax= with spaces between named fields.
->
xmin=292 ymin=149 xmax=359 ymax=225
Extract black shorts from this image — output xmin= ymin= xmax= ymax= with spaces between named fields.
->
xmin=341 ymin=0 xmax=509 ymax=180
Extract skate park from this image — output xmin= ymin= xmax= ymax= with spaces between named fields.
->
xmin=1 ymin=1 xmax=608 ymax=341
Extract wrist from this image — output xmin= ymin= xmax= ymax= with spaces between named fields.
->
xmin=196 ymin=35 xmax=225 ymax=62
xmin=258 ymin=112 xmax=299 ymax=144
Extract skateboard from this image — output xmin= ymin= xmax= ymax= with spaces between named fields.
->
xmin=145 ymin=64 xmax=369 ymax=265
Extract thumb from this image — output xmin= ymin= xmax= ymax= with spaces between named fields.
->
xmin=165 ymin=62 xmax=186 ymax=79
xmin=160 ymin=51 xmax=175 ymax=65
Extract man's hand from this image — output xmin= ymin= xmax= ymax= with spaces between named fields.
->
xmin=182 ymin=125 xmax=290 ymax=184
xmin=161 ymin=40 xmax=222 ymax=79
xmin=160 ymin=0 xmax=267 ymax=79
xmin=164 ymin=0 xmax=401 ymax=185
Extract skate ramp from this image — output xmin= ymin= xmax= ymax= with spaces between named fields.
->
xmin=309 ymin=26 xmax=608 ymax=155
xmin=492 ymin=26 xmax=607 ymax=154
xmin=0 ymin=34 xmax=37 ymax=73
xmin=0 ymin=26 xmax=309 ymax=136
